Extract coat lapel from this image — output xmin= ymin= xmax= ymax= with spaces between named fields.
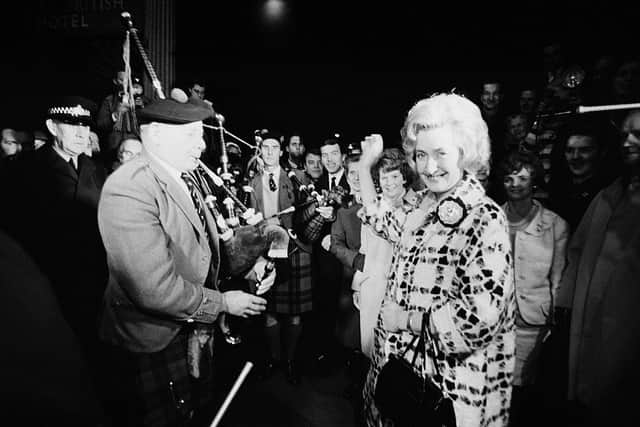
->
xmin=76 ymin=154 xmax=103 ymax=208
xmin=45 ymin=145 xmax=78 ymax=182
xmin=253 ymin=174 xmax=265 ymax=214
xmin=278 ymin=171 xmax=293 ymax=211
xmin=339 ymin=173 xmax=350 ymax=193
xmin=145 ymin=153 xmax=206 ymax=239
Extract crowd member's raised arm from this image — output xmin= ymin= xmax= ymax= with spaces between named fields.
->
xmin=358 ymin=134 xmax=383 ymax=208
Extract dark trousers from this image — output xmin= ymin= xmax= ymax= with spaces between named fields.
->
xmin=302 ymin=246 xmax=343 ymax=367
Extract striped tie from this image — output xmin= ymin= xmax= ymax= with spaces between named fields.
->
xmin=181 ymin=172 xmax=207 ymax=228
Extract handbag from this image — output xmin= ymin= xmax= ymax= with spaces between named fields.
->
xmin=374 ymin=310 xmax=456 ymax=426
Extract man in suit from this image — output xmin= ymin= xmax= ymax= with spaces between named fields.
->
xmin=248 ymin=130 xmax=313 ymax=385
xmin=3 ymin=97 xmax=108 ymax=362
xmin=98 ymin=91 xmax=274 ymax=426
xmin=307 ymin=137 xmax=351 ymax=374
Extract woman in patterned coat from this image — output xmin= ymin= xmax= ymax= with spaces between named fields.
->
xmin=358 ymin=93 xmax=516 ymax=427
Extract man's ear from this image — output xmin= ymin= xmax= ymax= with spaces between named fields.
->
xmin=45 ymin=119 xmax=57 ymax=137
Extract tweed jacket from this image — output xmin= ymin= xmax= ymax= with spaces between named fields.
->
xmin=502 ymin=200 xmax=569 ymax=325
xmin=98 ymin=151 xmax=224 ymax=353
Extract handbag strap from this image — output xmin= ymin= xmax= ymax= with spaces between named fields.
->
xmin=399 ymin=329 xmax=423 ymax=363
xmin=399 ymin=311 xmax=427 ymax=368
xmin=422 ymin=308 xmax=444 ymax=381
xmin=399 ymin=310 xmax=428 ymax=367
xmin=397 ymin=308 xmax=445 ymax=381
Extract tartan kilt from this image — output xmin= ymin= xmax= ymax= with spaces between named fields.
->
xmin=267 ymin=240 xmax=313 ymax=315
xmin=106 ymin=328 xmax=215 ymax=427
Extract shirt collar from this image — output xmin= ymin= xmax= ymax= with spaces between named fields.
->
xmin=52 ymin=145 xmax=77 ymax=165
xmin=329 ymin=168 xmax=344 ymax=185
xmin=263 ymin=165 xmax=281 ymax=182
xmin=146 ymin=149 xmax=190 ymax=195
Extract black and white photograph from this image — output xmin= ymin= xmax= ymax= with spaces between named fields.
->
xmin=1 ymin=1 xmax=638 ymax=426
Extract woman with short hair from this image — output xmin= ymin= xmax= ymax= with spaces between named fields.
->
xmin=498 ymin=150 xmax=568 ymax=423
xmin=358 ymin=93 xmax=516 ymax=427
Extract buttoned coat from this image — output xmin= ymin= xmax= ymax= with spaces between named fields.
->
xmin=361 ymin=174 xmax=516 ymax=427
xmin=98 ymin=151 xmax=224 ymax=353
xmin=556 ymin=179 xmax=640 ymax=421
xmin=503 ymin=200 xmax=569 ymax=325
xmin=6 ymin=145 xmax=107 ymax=349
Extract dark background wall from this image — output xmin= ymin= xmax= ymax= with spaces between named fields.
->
xmin=0 ymin=1 xmax=635 ymax=146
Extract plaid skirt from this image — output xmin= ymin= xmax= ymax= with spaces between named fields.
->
xmin=267 ymin=242 xmax=313 ymax=315
xmin=105 ymin=328 xmax=215 ymax=427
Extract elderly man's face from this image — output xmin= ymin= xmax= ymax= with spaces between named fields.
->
xmin=1 ymin=129 xmax=20 ymax=157
xmin=47 ymin=120 xmax=90 ymax=157
xmin=480 ymin=83 xmax=502 ymax=111
xmin=118 ymin=138 xmax=143 ymax=164
xmin=145 ymin=121 xmax=205 ymax=172
xmin=305 ymin=153 xmax=323 ymax=179
xmin=621 ymin=110 xmax=640 ymax=168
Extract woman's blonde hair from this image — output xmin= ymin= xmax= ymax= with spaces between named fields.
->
xmin=404 ymin=93 xmax=491 ymax=174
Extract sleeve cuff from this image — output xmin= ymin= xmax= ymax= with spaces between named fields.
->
xmin=351 ymin=270 xmax=365 ymax=291
xmin=430 ymin=303 xmax=471 ymax=354
xmin=185 ymin=287 xmax=224 ymax=324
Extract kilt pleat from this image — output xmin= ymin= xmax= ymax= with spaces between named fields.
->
xmin=119 ymin=329 xmax=215 ymax=427
xmin=267 ymin=245 xmax=313 ymax=315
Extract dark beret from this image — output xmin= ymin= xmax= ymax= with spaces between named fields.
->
xmin=138 ymin=91 xmax=214 ymax=124
xmin=46 ymin=96 xmax=96 ymax=126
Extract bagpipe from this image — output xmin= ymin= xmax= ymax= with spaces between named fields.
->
xmin=287 ymin=170 xmax=350 ymax=242
xmin=121 ymin=11 xmax=295 ymax=280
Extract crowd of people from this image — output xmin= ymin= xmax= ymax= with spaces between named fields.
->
xmin=0 ymin=42 xmax=639 ymax=427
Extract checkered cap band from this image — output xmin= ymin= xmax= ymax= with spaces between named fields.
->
xmin=47 ymin=104 xmax=91 ymax=118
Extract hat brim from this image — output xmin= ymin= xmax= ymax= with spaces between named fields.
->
xmin=49 ymin=114 xmax=94 ymax=127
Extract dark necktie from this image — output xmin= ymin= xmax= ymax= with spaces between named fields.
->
xmin=330 ymin=176 xmax=336 ymax=191
xmin=68 ymin=158 xmax=77 ymax=173
xmin=269 ymin=173 xmax=277 ymax=192
xmin=181 ymin=172 xmax=207 ymax=228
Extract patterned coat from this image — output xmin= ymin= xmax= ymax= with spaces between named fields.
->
xmin=361 ymin=173 xmax=516 ymax=427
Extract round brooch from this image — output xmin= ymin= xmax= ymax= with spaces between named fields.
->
xmin=436 ymin=197 xmax=466 ymax=228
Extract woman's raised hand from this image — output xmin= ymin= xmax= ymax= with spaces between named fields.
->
xmin=360 ymin=134 xmax=384 ymax=167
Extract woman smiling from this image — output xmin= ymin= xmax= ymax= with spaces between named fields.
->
xmin=358 ymin=93 xmax=516 ymax=427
